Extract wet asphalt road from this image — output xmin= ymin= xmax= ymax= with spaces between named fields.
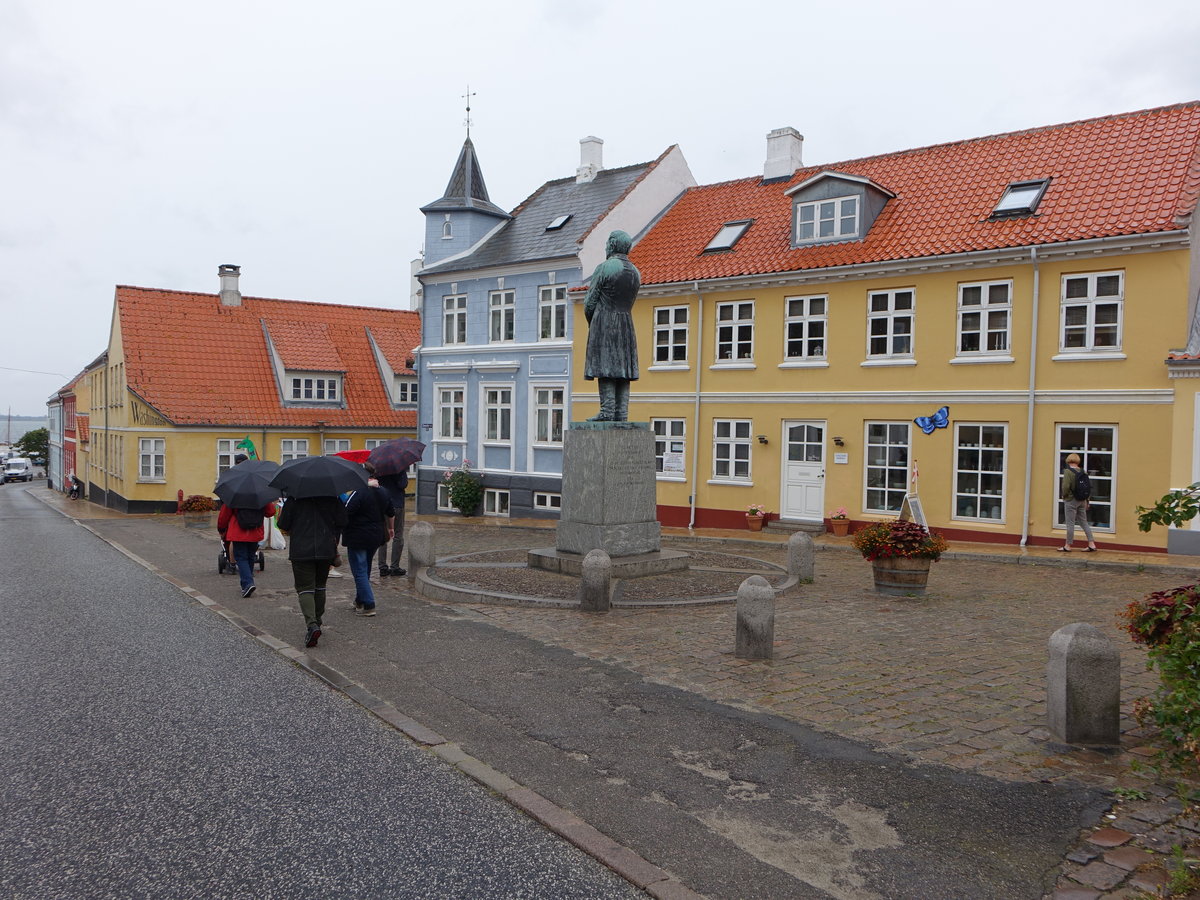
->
xmin=0 ymin=487 xmax=641 ymax=899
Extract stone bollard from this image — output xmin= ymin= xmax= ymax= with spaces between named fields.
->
xmin=788 ymin=532 xmax=815 ymax=581
xmin=1047 ymin=623 xmax=1120 ymax=746
xmin=735 ymin=575 xmax=775 ymax=660
xmin=407 ymin=522 xmax=435 ymax=580
xmin=579 ymin=549 xmax=612 ymax=613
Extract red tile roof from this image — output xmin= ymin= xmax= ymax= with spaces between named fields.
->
xmin=116 ymin=287 xmax=420 ymax=428
xmin=632 ymin=103 xmax=1200 ymax=286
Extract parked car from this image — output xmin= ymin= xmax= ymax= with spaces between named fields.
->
xmin=3 ymin=458 xmax=34 ymax=483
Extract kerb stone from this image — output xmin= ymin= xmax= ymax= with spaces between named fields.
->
xmin=788 ymin=532 xmax=814 ymax=580
xmin=579 ymin=549 xmax=612 ymax=613
xmin=735 ymin=575 xmax=774 ymax=660
xmin=1047 ymin=622 xmax=1120 ymax=746
xmin=408 ymin=522 xmax=435 ymax=578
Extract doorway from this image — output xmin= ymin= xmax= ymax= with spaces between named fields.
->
xmin=781 ymin=420 xmax=826 ymax=521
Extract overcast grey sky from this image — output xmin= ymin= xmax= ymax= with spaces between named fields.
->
xmin=2 ymin=0 xmax=1198 ymax=415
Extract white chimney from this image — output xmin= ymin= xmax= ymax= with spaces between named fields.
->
xmin=763 ymin=127 xmax=804 ymax=181
xmin=218 ymin=264 xmax=241 ymax=306
xmin=577 ymin=136 xmax=604 ymax=184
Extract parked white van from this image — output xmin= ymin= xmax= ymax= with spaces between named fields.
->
xmin=3 ymin=458 xmax=34 ymax=483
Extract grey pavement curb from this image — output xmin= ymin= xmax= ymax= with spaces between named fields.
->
xmin=55 ymin=500 xmax=703 ymax=900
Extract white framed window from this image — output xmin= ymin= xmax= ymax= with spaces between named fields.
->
xmin=1061 ymin=271 xmax=1123 ymax=351
xmin=654 ymin=306 xmax=689 ymax=365
xmin=716 ymin=301 xmax=755 ymax=361
xmin=992 ymin=179 xmax=1049 ymax=218
xmin=533 ymin=492 xmax=562 ymax=510
xmin=538 ymin=286 xmax=568 ymax=340
xmin=323 ymin=439 xmax=350 ymax=455
xmin=443 ymin=294 xmax=467 ymax=345
xmin=867 ymin=289 xmax=915 ymax=359
xmin=796 ymin=195 xmax=859 ymax=243
xmin=533 ymin=386 xmax=565 ymax=444
xmin=483 ymin=488 xmax=510 ymax=517
xmin=364 ymin=439 xmax=385 ymax=451
xmin=864 ymin=422 xmax=909 ymax=513
xmin=713 ymin=419 xmax=752 ymax=480
xmin=437 ymin=386 xmax=465 ymax=440
xmin=290 ymin=374 xmax=340 ymax=401
xmin=489 ymin=289 xmax=515 ymax=342
xmin=217 ymin=438 xmax=238 ymax=475
xmin=785 ymin=295 xmax=827 ymax=360
xmin=436 ymin=483 xmax=454 ymax=511
xmin=138 ymin=438 xmax=165 ymax=481
xmin=652 ymin=418 xmax=686 ymax=476
xmin=484 ymin=386 xmax=513 ymax=443
xmin=280 ymin=439 xmax=308 ymax=462
xmin=954 ymin=424 xmax=1007 ymax=521
xmin=957 ymin=281 xmax=1012 ymax=356
xmin=394 ymin=377 xmax=417 ymax=404
xmin=1056 ymin=425 xmax=1116 ymax=531
xmin=705 ymin=220 xmax=752 ymax=251
xmin=442 ymin=216 xmax=453 ymax=239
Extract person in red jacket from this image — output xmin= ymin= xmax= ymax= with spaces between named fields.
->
xmin=217 ymin=500 xmax=277 ymax=597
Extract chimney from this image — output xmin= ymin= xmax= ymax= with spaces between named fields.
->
xmin=763 ymin=127 xmax=804 ymax=181
xmin=218 ymin=264 xmax=242 ymax=306
xmin=576 ymin=136 xmax=604 ymax=184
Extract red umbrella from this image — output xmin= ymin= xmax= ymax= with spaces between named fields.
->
xmin=334 ymin=449 xmax=372 ymax=464
xmin=367 ymin=439 xmax=426 ymax=477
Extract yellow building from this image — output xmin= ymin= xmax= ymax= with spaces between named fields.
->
xmin=573 ymin=105 xmax=1200 ymax=552
xmin=72 ymin=265 xmax=420 ymax=512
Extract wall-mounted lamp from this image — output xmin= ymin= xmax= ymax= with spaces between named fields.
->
xmin=756 ymin=434 xmax=769 ymax=444
xmin=833 ymin=436 xmax=845 ymax=447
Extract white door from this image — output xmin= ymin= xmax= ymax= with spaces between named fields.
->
xmin=781 ymin=420 xmax=826 ymax=520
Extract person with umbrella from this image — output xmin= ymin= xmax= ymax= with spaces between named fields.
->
xmin=366 ymin=439 xmax=424 ymax=578
xmin=271 ymin=456 xmax=364 ymax=649
xmin=214 ymin=459 xmax=281 ymax=599
xmin=341 ymin=463 xmax=394 ymax=616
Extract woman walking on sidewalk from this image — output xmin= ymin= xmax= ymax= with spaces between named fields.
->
xmin=277 ymin=495 xmax=346 ymax=648
xmin=1058 ymin=453 xmax=1098 ymax=552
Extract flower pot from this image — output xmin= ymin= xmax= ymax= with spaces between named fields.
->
xmin=746 ymin=514 xmax=765 ymax=532
xmin=870 ymin=556 xmax=932 ymax=596
xmin=829 ymin=518 xmax=850 ymax=536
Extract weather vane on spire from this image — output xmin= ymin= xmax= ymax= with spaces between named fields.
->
xmin=463 ymin=85 xmax=476 ymax=138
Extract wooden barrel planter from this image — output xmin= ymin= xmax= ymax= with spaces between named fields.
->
xmin=871 ymin=556 xmax=932 ymax=595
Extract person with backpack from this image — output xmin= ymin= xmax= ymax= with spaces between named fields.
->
xmin=341 ymin=463 xmax=395 ymax=617
xmin=1058 ymin=453 xmax=1098 ymax=552
xmin=217 ymin=497 xmax=278 ymax=596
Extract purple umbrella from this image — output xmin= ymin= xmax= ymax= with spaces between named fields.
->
xmin=367 ymin=439 xmax=426 ymax=477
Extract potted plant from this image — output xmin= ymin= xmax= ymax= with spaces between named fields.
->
xmin=828 ymin=507 xmax=850 ymax=537
xmin=179 ymin=494 xmax=217 ymax=527
xmin=443 ymin=460 xmax=483 ymax=517
xmin=746 ymin=503 xmax=768 ymax=532
xmin=851 ymin=518 xmax=948 ymax=595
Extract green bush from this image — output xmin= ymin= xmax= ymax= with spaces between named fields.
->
xmin=442 ymin=460 xmax=482 ymax=516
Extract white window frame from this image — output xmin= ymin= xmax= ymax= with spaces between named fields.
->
xmin=289 ymin=373 xmax=341 ymax=402
xmin=864 ymin=422 xmax=909 ymax=513
xmin=715 ymin=301 xmax=755 ymax=363
xmin=796 ymin=195 xmax=859 ymax=243
xmin=489 ymin=289 xmax=515 ymax=343
xmin=784 ymin=294 xmax=828 ymax=361
xmin=216 ymin=438 xmax=238 ymax=475
xmin=532 ymin=385 xmax=565 ymax=446
xmin=443 ymin=294 xmax=467 ymax=345
xmin=280 ymin=439 xmax=308 ymax=462
xmin=1055 ymin=424 xmax=1116 ymax=533
xmin=364 ymin=439 xmax=385 ymax=451
xmin=652 ymin=418 xmax=687 ymax=479
xmin=712 ymin=419 xmax=752 ymax=482
xmin=436 ymin=483 xmax=455 ymax=511
xmin=953 ymin=424 xmax=1008 ymax=522
xmin=138 ymin=437 xmax=165 ymax=482
xmin=533 ymin=492 xmax=562 ymax=510
xmin=866 ymin=289 xmax=915 ymax=360
xmin=483 ymin=385 xmax=513 ymax=444
xmin=393 ymin=377 xmax=417 ymax=405
xmin=483 ymin=488 xmax=510 ymax=517
xmin=955 ymin=280 xmax=1012 ymax=359
xmin=323 ymin=439 xmax=350 ymax=456
xmin=538 ymin=286 xmax=568 ymax=341
xmin=437 ymin=386 xmax=466 ymax=441
xmin=1059 ymin=271 xmax=1124 ymax=353
xmin=653 ymin=305 xmax=689 ymax=366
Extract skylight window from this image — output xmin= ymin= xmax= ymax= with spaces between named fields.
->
xmin=991 ymin=179 xmax=1050 ymax=218
xmin=546 ymin=214 xmax=572 ymax=231
xmin=704 ymin=220 xmax=753 ymax=252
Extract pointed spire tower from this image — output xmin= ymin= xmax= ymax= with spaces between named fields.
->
xmin=421 ymin=137 xmax=510 ymax=268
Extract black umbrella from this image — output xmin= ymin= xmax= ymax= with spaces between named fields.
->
xmin=269 ymin=454 xmax=368 ymax=499
xmin=366 ymin=438 xmax=426 ymax=477
xmin=213 ymin=460 xmax=281 ymax=509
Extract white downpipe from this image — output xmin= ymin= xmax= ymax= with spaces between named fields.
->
xmin=1019 ymin=247 xmax=1040 ymax=548
xmin=688 ymin=282 xmax=704 ymax=530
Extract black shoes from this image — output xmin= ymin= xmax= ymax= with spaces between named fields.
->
xmin=242 ymin=585 xmax=256 ymax=598
xmin=304 ymin=626 xmax=321 ymax=648
xmin=379 ymin=566 xmax=406 ymax=577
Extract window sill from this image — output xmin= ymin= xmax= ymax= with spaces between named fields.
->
xmin=709 ymin=362 xmax=757 ymax=371
xmin=138 ymin=479 xmax=166 ymax=484
xmin=1052 ymin=351 xmax=1126 ymax=362
xmin=860 ymin=358 xmax=916 ymax=368
xmin=707 ymin=479 xmax=753 ymax=486
xmin=435 ymin=437 xmax=467 ymax=444
xmin=481 ymin=441 xmax=512 ymax=448
xmin=656 ymin=475 xmax=688 ymax=482
xmin=950 ymin=355 xmax=1015 ymax=365
xmin=951 ymin=516 xmax=1007 ymax=525
xmin=778 ymin=359 xmax=829 ymax=369
xmin=649 ymin=364 xmax=690 ymax=372
xmin=531 ymin=442 xmax=564 ymax=450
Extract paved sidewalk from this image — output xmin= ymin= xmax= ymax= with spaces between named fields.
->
xmin=39 ymin=489 xmax=1200 ymax=899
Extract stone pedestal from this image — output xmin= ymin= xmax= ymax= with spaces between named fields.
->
xmin=556 ymin=422 xmax=660 ymax=558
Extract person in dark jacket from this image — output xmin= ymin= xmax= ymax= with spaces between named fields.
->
xmin=376 ymin=471 xmax=408 ymax=577
xmin=342 ymin=466 xmax=394 ymax=616
xmin=217 ymin=499 xmax=276 ymax=597
xmin=277 ymin=494 xmax=347 ymax=648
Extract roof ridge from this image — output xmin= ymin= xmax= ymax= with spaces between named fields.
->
xmin=116 ymin=285 xmax=419 ymax=318
xmin=577 ymin=145 xmax=675 ymax=246
xmin=506 ymin=157 xmax=659 ymax=220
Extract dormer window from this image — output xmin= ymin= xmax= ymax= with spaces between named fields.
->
xmin=704 ymin=220 xmax=752 ymax=252
xmin=546 ymin=214 xmax=572 ymax=231
xmin=289 ymin=373 xmax=341 ymax=403
xmin=991 ymin=179 xmax=1049 ymax=218
xmin=393 ymin=376 xmax=417 ymax=405
xmin=796 ymin=196 xmax=858 ymax=243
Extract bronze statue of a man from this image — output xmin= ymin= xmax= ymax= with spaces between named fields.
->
xmin=583 ymin=230 xmax=641 ymax=421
